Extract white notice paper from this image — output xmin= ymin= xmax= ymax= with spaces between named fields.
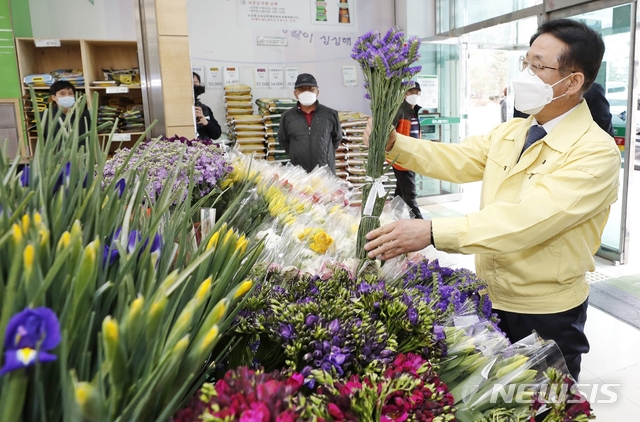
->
xmin=416 ymin=75 xmax=438 ymax=109
xmin=342 ymin=65 xmax=357 ymax=86
xmin=106 ymin=87 xmax=129 ymax=94
xmin=207 ymin=67 xmax=223 ymax=89
xmin=224 ymin=67 xmax=240 ymax=86
xmin=285 ymin=67 xmax=299 ymax=89
xmin=34 ymin=39 xmax=61 ymax=47
xmin=255 ymin=67 xmax=269 ymax=88
xmin=269 ymin=67 xmax=284 ymax=89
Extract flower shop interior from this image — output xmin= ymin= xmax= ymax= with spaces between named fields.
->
xmin=1 ymin=0 xmax=639 ymax=421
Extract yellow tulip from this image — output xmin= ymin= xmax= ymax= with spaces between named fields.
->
xmin=12 ymin=224 xmax=22 ymax=244
xmin=21 ymin=214 xmax=30 ymax=234
xmin=75 ymin=382 xmax=92 ymax=406
xmin=235 ymin=235 xmax=248 ymax=255
xmin=104 ymin=317 xmax=119 ymax=342
xmin=195 ymin=277 xmax=212 ymax=303
xmin=210 ymin=299 xmax=228 ymax=323
xmin=206 ymin=231 xmax=220 ymax=251
xmin=233 ymin=280 xmax=253 ymax=299
xmin=39 ymin=229 xmax=49 ymax=248
xmin=199 ymin=325 xmax=219 ymax=353
xmin=23 ymin=244 xmax=35 ymax=272
xmin=57 ymin=231 xmax=71 ymax=250
xmin=129 ymin=296 xmax=144 ymax=320
xmin=33 ymin=212 xmax=43 ymax=228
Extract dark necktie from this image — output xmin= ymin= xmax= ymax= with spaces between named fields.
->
xmin=522 ymin=125 xmax=547 ymax=153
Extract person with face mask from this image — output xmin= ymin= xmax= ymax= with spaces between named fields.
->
xmin=513 ymin=82 xmax=614 ymax=137
xmin=391 ymin=81 xmax=423 ymax=219
xmin=43 ymin=80 xmax=92 ymax=142
xmin=193 ymin=72 xmax=221 ymax=141
xmin=361 ymin=19 xmax=621 ymax=382
xmin=277 ymin=73 xmax=342 ymax=174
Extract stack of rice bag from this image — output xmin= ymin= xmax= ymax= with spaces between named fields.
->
xmin=224 ymin=84 xmax=265 ymax=156
xmin=256 ymin=98 xmax=297 ymax=163
xmin=337 ymin=112 xmax=395 ymax=205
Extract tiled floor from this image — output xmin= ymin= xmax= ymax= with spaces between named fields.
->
xmin=419 ymin=172 xmax=640 ymax=420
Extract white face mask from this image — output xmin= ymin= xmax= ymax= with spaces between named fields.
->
xmin=405 ymin=94 xmax=420 ymax=106
xmin=57 ymin=96 xmax=76 ymax=109
xmin=297 ymin=91 xmax=317 ymax=106
xmin=512 ymin=70 xmax=572 ymax=115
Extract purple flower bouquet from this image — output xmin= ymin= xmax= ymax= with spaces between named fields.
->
xmin=350 ymin=29 xmax=421 ymax=261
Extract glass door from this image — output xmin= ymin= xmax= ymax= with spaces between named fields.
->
xmin=413 ymin=40 xmax=464 ymax=204
xmin=548 ymin=1 xmax=636 ymax=264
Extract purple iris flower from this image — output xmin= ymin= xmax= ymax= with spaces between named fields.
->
xmin=103 ymin=228 xmax=162 ymax=267
xmin=19 ymin=165 xmax=30 ymax=187
xmin=53 ymin=162 xmax=71 ymax=194
xmin=103 ymin=227 xmax=123 ymax=267
xmin=0 ymin=307 xmax=61 ymax=375
xmin=115 ymin=178 xmax=126 ymax=198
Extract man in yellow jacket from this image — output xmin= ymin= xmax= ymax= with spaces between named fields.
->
xmin=363 ymin=19 xmax=621 ymax=381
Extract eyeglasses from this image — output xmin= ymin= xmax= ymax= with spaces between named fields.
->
xmin=519 ymin=56 xmax=558 ymax=75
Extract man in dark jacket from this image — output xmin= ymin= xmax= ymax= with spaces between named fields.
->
xmin=193 ymin=72 xmax=221 ymax=140
xmin=277 ymin=73 xmax=342 ymax=174
xmin=391 ymin=81 xmax=423 ymax=219
xmin=43 ymin=80 xmax=92 ymax=142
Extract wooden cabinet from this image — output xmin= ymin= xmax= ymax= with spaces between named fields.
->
xmin=15 ymin=38 xmax=145 ymax=156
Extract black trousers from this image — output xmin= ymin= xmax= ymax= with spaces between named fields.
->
xmin=393 ymin=168 xmax=423 ymax=219
xmin=493 ymin=299 xmax=589 ymax=381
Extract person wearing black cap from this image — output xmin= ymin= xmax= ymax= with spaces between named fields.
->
xmin=391 ymin=81 xmax=423 ymax=219
xmin=277 ymin=73 xmax=342 ymax=174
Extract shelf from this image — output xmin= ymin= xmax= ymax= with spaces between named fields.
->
xmin=22 ymin=85 xmax=54 ymax=91
xmin=16 ymin=39 xmax=83 ymax=85
xmin=89 ymin=86 xmax=141 ymax=90
xmin=15 ymin=38 xmax=146 ymax=155
xmin=83 ymin=40 xmax=139 ymax=86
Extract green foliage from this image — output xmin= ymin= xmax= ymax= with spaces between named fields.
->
xmin=0 ymin=91 xmax=262 ymax=421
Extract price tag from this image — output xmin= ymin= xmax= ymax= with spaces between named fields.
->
xmin=34 ymin=39 xmax=61 ymax=47
xmin=342 ymin=65 xmax=357 ymax=86
xmin=224 ymin=67 xmax=240 ymax=86
xmin=112 ymin=133 xmax=132 ymax=141
xmin=106 ymin=87 xmax=129 ymax=94
xmin=207 ymin=67 xmax=223 ymax=89
xmin=285 ymin=67 xmax=299 ymax=89
xmin=269 ymin=67 xmax=284 ymax=89
xmin=255 ymin=67 xmax=269 ymax=88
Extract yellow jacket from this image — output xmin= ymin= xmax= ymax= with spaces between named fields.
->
xmin=387 ymin=101 xmax=621 ymax=313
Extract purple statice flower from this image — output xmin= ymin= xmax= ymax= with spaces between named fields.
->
xmin=103 ymin=138 xmax=231 ymax=206
xmin=1 ymin=307 xmax=61 ymax=375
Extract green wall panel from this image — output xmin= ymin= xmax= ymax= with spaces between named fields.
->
xmin=9 ymin=0 xmax=32 ymax=38
xmin=0 ymin=0 xmax=21 ymax=98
